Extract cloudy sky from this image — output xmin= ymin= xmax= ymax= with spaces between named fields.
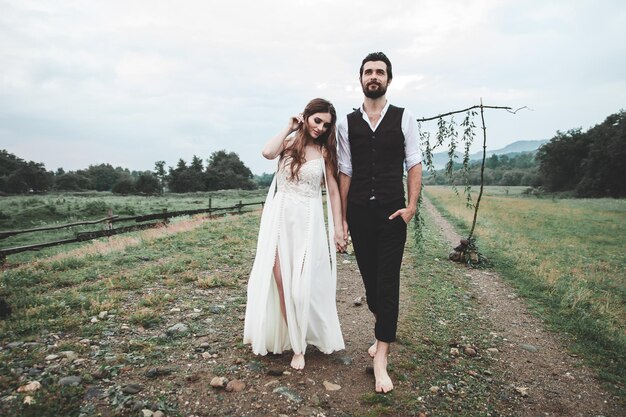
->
xmin=1 ymin=0 xmax=625 ymax=175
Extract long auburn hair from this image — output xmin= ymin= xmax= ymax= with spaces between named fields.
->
xmin=281 ymin=98 xmax=338 ymax=182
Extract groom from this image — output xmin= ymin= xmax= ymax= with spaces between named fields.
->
xmin=337 ymin=52 xmax=422 ymax=393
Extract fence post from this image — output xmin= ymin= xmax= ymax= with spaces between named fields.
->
xmin=163 ymin=208 xmax=169 ymax=224
xmin=238 ymin=200 xmax=243 ymax=214
xmin=209 ymin=197 xmax=212 ymax=217
xmin=106 ymin=208 xmax=113 ymax=230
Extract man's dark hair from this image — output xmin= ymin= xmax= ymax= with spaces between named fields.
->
xmin=359 ymin=52 xmax=393 ymax=81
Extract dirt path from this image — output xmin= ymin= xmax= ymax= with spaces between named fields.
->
xmin=4 ymin=205 xmax=622 ymax=416
xmin=175 ymin=202 xmax=622 ymax=416
xmin=422 ymin=196 xmax=621 ymax=417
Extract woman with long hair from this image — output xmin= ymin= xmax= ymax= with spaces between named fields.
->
xmin=244 ymin=98 xmax=346 ymax=369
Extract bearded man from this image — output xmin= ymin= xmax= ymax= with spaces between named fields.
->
xmin=337 ymin=51 xmax=422 ymax=393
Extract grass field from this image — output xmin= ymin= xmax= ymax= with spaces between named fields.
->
xmin=1 ymin=187 xmax=623 ymax=414
xmin=424 ymin=185 xmax=626 ymax=393
xmin=0 ymin=211 xmax=261 ymax=416
xmin=381 ymin=213 xmax=514 ymax=416
xmin=0 ymin=190 xmax=267 ymax=264
xmin=0 ymin=200 xmax=514 ymax=416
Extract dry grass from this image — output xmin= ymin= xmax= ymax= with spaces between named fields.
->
xmin=24 ymin=216 xmax=210 ymax=269
xmin=425 ymin=185 xmax=626 ymax=389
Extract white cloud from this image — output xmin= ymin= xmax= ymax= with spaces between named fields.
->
xmin=390 ymin=74 xmax=425 ymax=91
xmin=1 ymin=0 xmax=625 ymax=174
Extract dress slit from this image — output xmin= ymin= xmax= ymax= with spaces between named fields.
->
xmin=243 ymin=158 xmax=344 ymax=356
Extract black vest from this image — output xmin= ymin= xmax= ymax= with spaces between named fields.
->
xmin=347 ymin=105 xmax=406 ymax=205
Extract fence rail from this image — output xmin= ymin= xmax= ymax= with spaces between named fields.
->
xmin=0 ymin=216 xmax=120 ymax=239
xmin=0 ymin=200 xmax=263 ymax=264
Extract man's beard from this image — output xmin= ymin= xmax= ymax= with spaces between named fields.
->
xmin=362 ymin=81 xmax=387 ymax=99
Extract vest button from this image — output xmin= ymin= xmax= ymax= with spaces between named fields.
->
xmin=372 ymin=135 xmax=376 ymax=139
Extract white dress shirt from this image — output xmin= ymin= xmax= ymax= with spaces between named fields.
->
xmin=337 ymin=101 xmax=422 ymax=177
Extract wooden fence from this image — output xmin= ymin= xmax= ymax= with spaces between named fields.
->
xmin=0 ymin=200 xmax=263 ymax=264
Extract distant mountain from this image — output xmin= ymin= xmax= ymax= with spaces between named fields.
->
xmin=427 ymin=139 xmax=548 ymax=169
xmin=490 ymin=140 xmax=549 ymax=155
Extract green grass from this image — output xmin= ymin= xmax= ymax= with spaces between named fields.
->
xmin=0 ymin=212 xmax=260 ymax=415
xmin=1 ymin=213 xmax=258 ymax=339
xmin=0 ymin=189 xmax=267 ymax=264
xmin=2 ymin=186 xmax=622 ymax=414
xmin=424 ymin=185 xmax=626 ymax=396
xmin=356 ymin=211 xmax=512 ymax=416
xmin=1 ymin=199 xmax=509 ymax=416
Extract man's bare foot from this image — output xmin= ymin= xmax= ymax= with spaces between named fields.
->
xmin=373 ymin=342 xmax=393 ymax=393
xmin=290 ymin=353 xmax=305 ymax=370
xmin=368 ymin=340 xmax=378 ymax=358
xmin=373 ymin=353 xmax=393 ymax=393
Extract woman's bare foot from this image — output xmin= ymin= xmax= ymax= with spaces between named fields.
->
xmin=373 ymin=343 xmax=393 ymax=393
xmin=290 ymin=353 xmax=305 ymax=370
xmin=368 ymin=340 xmax=378 ymax=358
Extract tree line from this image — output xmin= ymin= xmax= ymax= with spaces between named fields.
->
xmin=0 ymin=150 xmax=257 ymax=195
xmin=536 ymin=110 xmax=625 ymax=197
xmin=2 ymin=110 xmax=623 ymax=197
xmin=425 ymin=110 xmax=625 ymax=197
xmin=424 ymin=151 xmax=540 ymax=187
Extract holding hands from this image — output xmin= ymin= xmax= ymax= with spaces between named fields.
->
xmin=334 ymin=223 xmax=350 ymax=253
xmin=334 ymin=230 xmax=348 ymax=253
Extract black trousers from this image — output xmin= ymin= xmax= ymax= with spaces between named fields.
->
xmin=347 ymin=200 xmax=407 ymax=343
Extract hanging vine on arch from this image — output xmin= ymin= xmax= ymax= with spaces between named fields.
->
xmin=414 ymin=101 xmax=527 ymax=266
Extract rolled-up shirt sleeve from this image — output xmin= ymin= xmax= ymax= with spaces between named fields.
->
xmin=402 ymin=109 xmax=422 ymax=171
xmin=337 ymin=115 xmax=352 ymax=177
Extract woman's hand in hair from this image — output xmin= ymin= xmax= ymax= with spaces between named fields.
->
xmin=288 ymin=113 xmax=304 ymax=134
xmin=262 ymin=113 xmax=303 ymax=160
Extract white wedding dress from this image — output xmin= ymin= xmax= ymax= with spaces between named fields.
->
xmin=243 ymin=158 xmax=345 ymax=355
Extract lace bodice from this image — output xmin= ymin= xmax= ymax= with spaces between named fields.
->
xmin=276 ymin=158 xmax=324 ymax=198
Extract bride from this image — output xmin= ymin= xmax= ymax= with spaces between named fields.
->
xmin=243 ymin=98 xmax=346 ymax=369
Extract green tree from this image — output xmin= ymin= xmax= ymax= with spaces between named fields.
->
xmin=190 ymin=155 xmax=204 ymax=172
xmin=254 ymin=173 xmax=274 ymax=187
xmin=4 ymin=163 xmax=52 ymax=194
xmin=521 ymin=169 xmax=540 ymax=187
xmin=576 ymin=111 xmax=626 ymax=197
xmin=6 ymin=173 xmax=29 ymax=194
xmin=537 ymin=110 xmax=626 ymax=197
xmin=205 ymin=150 xmax=255 ymax=190
xmin=112 ymin=176 xmax=135 ymax=194
xmin=169 ymin=169 xmax=204 ymax=193
xmin=510 ymin=152 xmax=535 ymax=169
xmin=499 ymin=169 xmax=525 ymax=186
xmin=0 ymin=150 xmax=53 ymax=194
xmin=167 ymin=159 xmax=205 ymax=192
xmin=79 ymin=164 xmax=125 ymax=191
xmin=0 ymin=150 xmax=23 ymax=177
xmin=154 ymin=160 xmax=167 ymax=192
xmin=536 ymin=128 xmax=588 ymax=192
xmin=167 ymin=159 xmax=187 ymax=192
xmin=54 ymin=173 xmax=91 ymax=191
xmin=486 ymin=154 xmax=499 ymax=169
xmin=135 ymin=172 xmax=161 ymax=194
